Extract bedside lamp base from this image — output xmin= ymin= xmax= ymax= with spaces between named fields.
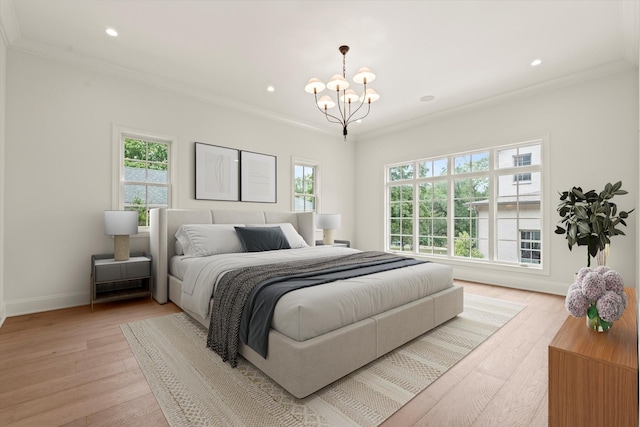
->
xmin=322 ymin=229 xmax=335 ymax=245
xmin=114 ymin=235 xmax=130 ymax=261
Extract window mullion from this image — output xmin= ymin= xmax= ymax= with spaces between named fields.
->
xmin=414 ymin=181 xmax=420 ymax=253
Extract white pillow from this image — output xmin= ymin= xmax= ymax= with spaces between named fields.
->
xmin=175 ymin=224 xmax=245 ymax=257
xmin=175 ymin=239 xmax=184 ymax=255
xmin=246 ymin=223 xmax=308 ymax=249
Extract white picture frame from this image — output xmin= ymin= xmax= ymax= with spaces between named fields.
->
xmin=195 ymin=142 xmax=239 ymax=201
xmin=240 ymin=150 xmax=277 ymax=203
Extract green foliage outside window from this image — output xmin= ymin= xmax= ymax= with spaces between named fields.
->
xmin=389 ymin=154 xmax=489 ymax=257
xmin=123 ymin=137 xmax=169 ymax=226
xmin=124 ymin=138 xmax=168 ymax=170
xmin=294 ymin=164 xmax=316 ymax=212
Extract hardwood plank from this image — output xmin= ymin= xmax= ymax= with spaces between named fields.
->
xmin=1 ymin=370 xmax=149 ymax=423
xmin=0 ymin=359 xmax=129 ymax=410
xmin=472 ymin=334 xmax=549 ymax=426
xmin=416 ymin=370 xmax=505 ymax=426
xmin=382 ymin=281 xmax=564 ymax=427
xmin=0 ymin=300 xmax=179 ymax=426
xmin=85 ymin=393 xmax=167 ymax=427
xmin=0 ymin=283 xmax=565 ymax=426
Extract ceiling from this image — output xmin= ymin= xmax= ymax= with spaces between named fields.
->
xmin=1 ymin=1 xmax=639 ymax=139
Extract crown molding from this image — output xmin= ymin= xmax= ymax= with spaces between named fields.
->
xmin=0 ymin=0 xmax=19 ymax=46
xmin=360 ymin=59 xmax=636 ymax=141
xmin=9 ymin=36 xmax=332 ymax=137
xmin=621 ymin=0 xmax=640 ymax=67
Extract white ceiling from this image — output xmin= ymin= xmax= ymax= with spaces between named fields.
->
xmin=1 ymin=0 xmax=639 ymax=139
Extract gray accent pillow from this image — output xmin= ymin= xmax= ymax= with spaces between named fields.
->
xmin=234 ymin=226 xmax=292 ymax=252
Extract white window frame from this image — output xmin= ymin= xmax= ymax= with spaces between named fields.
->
xmin=519 ymin=229 xmax=542 ymax=264
xmin=384 ymin=137 xmax=548 ymax=273
xmin=291 ymin=157 xmax=320 ymax=212
xmin=112 ymin=125 xmax=178 ymax=233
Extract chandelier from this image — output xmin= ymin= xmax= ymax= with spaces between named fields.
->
xmin=304 ymin=45 xmax=380 ymax=140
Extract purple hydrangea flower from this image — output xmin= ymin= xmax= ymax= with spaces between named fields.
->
xmin=568 ymin=281 xmax=581 ymax=293
xmin=596 ymin=291 xmax=625 ymax=323
xmin=576 ymin=267 xmax=591 ymax=285
xmin=581 ymin=272 xmax=605 ymax=302
xmin=595 ymin=266 xmax=610 ymax=275
xmin=565 ymin=289 xmax=589 ymax=318
xmin=603 ymin=270 xmax=624 ymax=295
xmin=620 ymin=291 xmax=628 ymax=310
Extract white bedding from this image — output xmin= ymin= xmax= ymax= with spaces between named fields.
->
xmin=175 ymin=247 xmax=454 ymax=342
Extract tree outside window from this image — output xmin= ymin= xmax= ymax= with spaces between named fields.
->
xmin=123 ymin=137 xmax=169 ymax=226
xmin=293 ymin=163 xmax=316 ymax=212
xmin=385 ymin=141 xmax=542 ymax=267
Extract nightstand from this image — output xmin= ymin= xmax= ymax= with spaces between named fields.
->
xmin=90 ymin=252 xmax=152 ymax=311
xmin=315 ymin=240 xmax=351 ymax=248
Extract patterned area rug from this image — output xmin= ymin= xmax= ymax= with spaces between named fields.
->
xmin=121 ymin=294 xmax=524 ymax=427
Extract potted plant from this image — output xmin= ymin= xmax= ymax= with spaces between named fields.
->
xmin=555 ymin=181 xmax=633 ymax=267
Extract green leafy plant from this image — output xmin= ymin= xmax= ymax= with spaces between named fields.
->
xmin=555 ymin=181 xmax=634 ymax=266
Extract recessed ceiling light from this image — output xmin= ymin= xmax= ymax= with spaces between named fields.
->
xmin=106 ymin=28 xmax=118 ymax=37
xmin=531 ymin=58 xmax=542 ymax=67
xmin=267 ymin=85 xmax=275 ymax=92
xmin=420 ymin=95 xmax=435 ymax=102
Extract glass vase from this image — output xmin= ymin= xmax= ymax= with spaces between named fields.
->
xmin=586 ymin=314 xmax=612 ymax=332
xmin=595 ymin=243 xmax=610 ymax=267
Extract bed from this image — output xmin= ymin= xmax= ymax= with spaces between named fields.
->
xmin=149 ymin=208 xmax=463 ymax=398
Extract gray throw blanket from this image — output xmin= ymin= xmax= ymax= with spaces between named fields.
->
xmin=206 ymin=251 xmax=416 ymax=367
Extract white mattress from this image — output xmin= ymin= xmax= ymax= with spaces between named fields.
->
xmin=173 ymin=247 xmax=454 ymax=342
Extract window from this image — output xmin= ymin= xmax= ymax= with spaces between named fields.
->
xmin=385 ymin=140 xmax=543 ymax=268
xmin=513 ymin=153 xmax=532 ymax=182
xmin=113 ymin=126 xmax=176 ymax=228
xmin=520 ymin=230 xmax=541 ymax=264
xmin=293 ymin=159 xmax=318 ymax=212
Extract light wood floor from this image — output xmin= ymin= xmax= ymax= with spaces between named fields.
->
xmin=0 ymin=281 xmax=565 ymax=426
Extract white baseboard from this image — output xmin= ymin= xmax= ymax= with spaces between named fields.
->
xmin=453 ymin=270 xmax=569 ymax=296
xmin=5 ymin=291 xmax=89 ymax=317
xmin=0 ymin=302 xmax=6 ymax=328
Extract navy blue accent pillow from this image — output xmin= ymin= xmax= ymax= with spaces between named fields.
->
xmin=234 ymin=226 xmax=292 ymax=252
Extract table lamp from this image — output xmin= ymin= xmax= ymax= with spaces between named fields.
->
xmin=104 ymin=210 xmax=138 ymax=261
xmin=316 ymin=213 xmax=341 ymax=245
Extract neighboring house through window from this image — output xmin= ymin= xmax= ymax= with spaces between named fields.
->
xmin=513 ymin=152 xmax=532 ymax=182
xmin=292 ymin=158 xmax=319 ymax=212
xmin=113 ymin=126 xmax=177 ymax=228
xmin=520 ymin=229 xmax=541 ymax=264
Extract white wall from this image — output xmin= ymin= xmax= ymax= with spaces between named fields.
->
xmin=4 ymin=50 xmax=355 ymax=316
xmin=0 ymin=17 xmax=7 ymax=326
xmin=355 ymin=70 xmax=639 ymax=295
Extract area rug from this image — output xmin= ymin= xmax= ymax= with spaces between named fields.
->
xmin=121 ymin=294 xmax=524 ymax=427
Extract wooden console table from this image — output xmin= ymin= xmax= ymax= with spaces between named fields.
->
xmin=548 ymin=288 xmax=638 ymax=427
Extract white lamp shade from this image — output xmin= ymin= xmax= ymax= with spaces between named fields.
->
xmin=316 ymin=213 xmax=341 ymax=230
xmin=326 ymin=74 xmax=349 ymax=91
xmin=304 ymin=78 xmax=326 ymax=94
xmin=353 ymin=67 xmax=376 ymax=84
xmin=340 ymin=89 xmax=360 ymax=103
xmin=104 ymin=210 xmax=138 ymax=235
xmin=317 ymin=95 xmax=336 ymax=109
xmin=360 ymin=88 xmax=380 ymax=103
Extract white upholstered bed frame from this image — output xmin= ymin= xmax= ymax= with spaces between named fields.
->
xmin=150 ymin=207 xmax=463 ymax=398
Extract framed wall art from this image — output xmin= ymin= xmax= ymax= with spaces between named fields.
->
xmin=195 ymin=142 xmax=239 ymax=201
xmin=240 ymin=150 xmax=277 ymax=203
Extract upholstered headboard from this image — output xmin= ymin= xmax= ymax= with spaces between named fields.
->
xmin=149 ymin=208 xmax=315 ymax=303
